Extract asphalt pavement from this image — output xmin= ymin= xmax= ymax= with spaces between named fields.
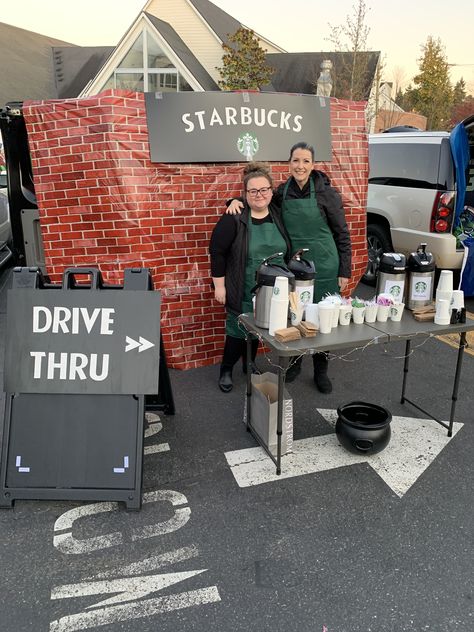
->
xmin=0 ymin=264 xmax=473 ymax=632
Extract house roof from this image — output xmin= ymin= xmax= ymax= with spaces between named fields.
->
xmin=0 ymin=22 xmax=76 ymax=105
xmin=144 ymin=13 xmax=218 ymax=90
xmin=53 ymin=46 xmax=115 ymax=99
xmin=268 ymin=51 xmax=381 ymax=99
xmin=187 ymin=0 xmax=242 ymax=43
xmin=187 ymin=0 xmax=285 ymax=52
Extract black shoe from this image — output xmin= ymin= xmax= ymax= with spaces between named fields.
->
xmin=313 ymin=353 xmax=332 ymax=393
xmin=218 ymin=368 xmax=233 ymax=393
xmin=242 ymin=361 xmax=260 ymax=375
xmin=314 ymin=371 xmax=333 ymax=393
xmin=285 ymin=356 xmax=302 ymax=383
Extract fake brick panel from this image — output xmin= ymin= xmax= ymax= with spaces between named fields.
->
xmin=23 ymin=90 xmax=368 ymax=370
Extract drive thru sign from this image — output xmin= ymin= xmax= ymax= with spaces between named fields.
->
xmin=5 ymin=290 xmax=161 ymax=395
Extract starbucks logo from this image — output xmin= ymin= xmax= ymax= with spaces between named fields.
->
xmin=237 ymin=133 xmax=259 ymax=161
xmin=415 ymin=281 xmax=427 ymax=292
xmin=273 ymin=286 xmax=280 ymax=296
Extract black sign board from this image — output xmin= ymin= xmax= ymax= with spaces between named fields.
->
xmin=0 ymin=267 xmax=166 ymax=510
xmin=5 ymin=290 xmax=161 ymax=394
xmin=145 ymin=91 xmax=331 ymax=163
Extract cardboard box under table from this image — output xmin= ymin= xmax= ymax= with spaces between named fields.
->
xmin=249 ymin=372 xmax=293 ymax=458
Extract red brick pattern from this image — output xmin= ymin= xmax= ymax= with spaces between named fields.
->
xmin=23 ymin=90 xmax=368 ymax=370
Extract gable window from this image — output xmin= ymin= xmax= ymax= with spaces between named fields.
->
xmin=102 ymin=28 xmax=192 ymax=92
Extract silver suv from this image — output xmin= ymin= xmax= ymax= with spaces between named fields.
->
xmin=363 ymin=124 xmax=474 ymax=284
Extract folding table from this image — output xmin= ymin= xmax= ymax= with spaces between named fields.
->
xmin=239 ymin=312 xmax=474 ymax=474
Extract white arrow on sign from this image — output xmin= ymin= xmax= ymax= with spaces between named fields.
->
xmin=225 ymin=410 xmax=463 ymax=497
xmin=125 ymin=336 xmax=155 ymax=353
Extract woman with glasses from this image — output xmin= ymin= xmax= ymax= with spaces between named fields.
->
xmin=226 ymin=142 xmax=352 ymax=394
xmin=210 ymin=162 xmax=291 ymax=393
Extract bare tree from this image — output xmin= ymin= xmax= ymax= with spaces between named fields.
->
xmin=326 ymin=0 xmax=371 ymax=100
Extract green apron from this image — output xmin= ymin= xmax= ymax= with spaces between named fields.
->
xmin=282 ymin=178 xmax=339 ymax=302
xmin=226 ymin=215 xmax=286 ymax=339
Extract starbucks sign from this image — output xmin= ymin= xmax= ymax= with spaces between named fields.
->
xmin=145 ymin=91 xmax=332 ymax=163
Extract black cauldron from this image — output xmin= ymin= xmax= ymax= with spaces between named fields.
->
xmin=336 ymin=401 xmax=392 ymax=455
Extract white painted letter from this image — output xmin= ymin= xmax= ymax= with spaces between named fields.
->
xmin=89 ymin=354 xmax=109 ymax=382
xmin=209 ymin=108 xmax=223 ymax=127
xmin=280 ymin=111 xmax=291 ymax=130
xmin=68 ymin=353 xmax=88 ymax=380
xmin=33 ymin=306 xmax=51 ymax=333
xmin=47 ymin=352 xmax=68 ymax=380
xmin=225 ymin=107 xmax=237 ymax=125
xmin=100 ymin=309 xmax=115 ymax=335
xmin=267 ymin=109 xmax=278 ymax=127
xmin=240 ymin=107 xmax=251 ymax=125
xmin=195 ymin=111 xmax=206 ymax=130
xmin=181 ymin=113 xmax=194 ymax=132
xmin=52 ymin=307 xmax=72 ymax=334
xmin=293 ymin=115 xmax=303 ymax=132
xmin=80 ymin=307 xmax=100 ymax=334
xmin=30 ymin=351 xmax=46 ymax=378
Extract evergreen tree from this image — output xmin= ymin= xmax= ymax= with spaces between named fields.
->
xmin=216 ymin=28 xmax=274 ymax=91
xmin=411 ymin=36 xmax=453 ymax=130
xmin=452 ymin=78 xmax=467 ymax=107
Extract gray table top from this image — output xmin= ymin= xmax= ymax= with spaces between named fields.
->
xmin=238 ymin=312 xmax=474 ymax=357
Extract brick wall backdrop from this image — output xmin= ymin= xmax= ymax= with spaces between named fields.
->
xmin=23 ymin=90 xmax=368 ymax=370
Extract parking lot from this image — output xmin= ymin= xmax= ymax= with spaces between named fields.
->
xmin=0 ymin=264 xmax=473 ymax=632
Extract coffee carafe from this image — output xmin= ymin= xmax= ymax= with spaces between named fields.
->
xmin=287 ymin=249 xmax=316 ymax=317
xmin=252 ymin=253 xmax=295 ymax=328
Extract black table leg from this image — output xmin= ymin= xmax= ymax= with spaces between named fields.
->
xmin=276 ymin=356 xmax=289 ymax=475
xmin=448 ymin=331 xmax=467 ymax=437
xmin=400 ymin=339 xmax=411 ymax=404
xmin=246 ymin=335 xmax=252 ymax=431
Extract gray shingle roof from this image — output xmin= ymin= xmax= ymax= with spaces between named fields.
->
xmin=268 ymin=51 xmax=380 ymax=99
xmin=187 ymin=0 xmax=242 ymax=43
xmin=53 ymin=46 xmax=115 ymax=98
xmin=0 ymin=22 xmax=75 ymax=105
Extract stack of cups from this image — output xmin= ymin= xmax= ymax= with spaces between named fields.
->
xmin=434 ymin=299 xmax=451 ymax=325
xmin=269 ymin=276 xmax=289 ymax=335
xmin=435 ymin=270 xmax=453 ymax=314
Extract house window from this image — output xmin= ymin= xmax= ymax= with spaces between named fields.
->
xmin=102 ymin=28 xmax=193 ymax=92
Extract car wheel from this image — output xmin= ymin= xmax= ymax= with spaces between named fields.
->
xmin=362 ymin=224 xmax=392 ymax=286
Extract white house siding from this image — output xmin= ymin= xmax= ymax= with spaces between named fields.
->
xmin=146 ymin=0 xmax=282 ymax=84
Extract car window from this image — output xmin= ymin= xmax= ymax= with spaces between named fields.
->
xmin=369 ymin=142 xmax=447 ymax=190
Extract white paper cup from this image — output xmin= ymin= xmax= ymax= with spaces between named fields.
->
xmin=376 ymin=304 xmax=390 ymax=322
xmin=390 ymin=303 xmax=405 ymax=322
xmin=339 ymin=304 xmax=352 ymax=326
xmin=452 ymin=290 xmax=464 ymax=310
xmin=290 ymin=305 xmax=303 ymax=326
xmin=437 ymin=270 xmax=453 ymax=293
xmin=364 ymin=304 xmax=378 ymax=323
xmin=318 ymin=302 xmax=333 ymax=334
xmin=352 ymin=306 xmax=365 ymax=324
xmin=331 ymin=305 xmax=340 ymax=328
xmin=434 ymin=298 xmax=450 ymax=325
xmin=304 ymin=303 xmax=319 ymax=327
xmin=436 ymin=289 xmax=453 ymax=310
xmin=273 ymin=276 xmax=289 ymax=301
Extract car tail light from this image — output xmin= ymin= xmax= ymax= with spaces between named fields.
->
xmin=430 ymin=191 xmax=455 ymax=233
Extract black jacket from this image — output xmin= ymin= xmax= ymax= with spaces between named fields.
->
xmin=209 ymin=202 xmax=291 ymax=315
xmin=274 ymin=170 xmax=352 ymax=279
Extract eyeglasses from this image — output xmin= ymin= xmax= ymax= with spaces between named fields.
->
xmin=246 ymin=187 xmax=272 ymax=197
